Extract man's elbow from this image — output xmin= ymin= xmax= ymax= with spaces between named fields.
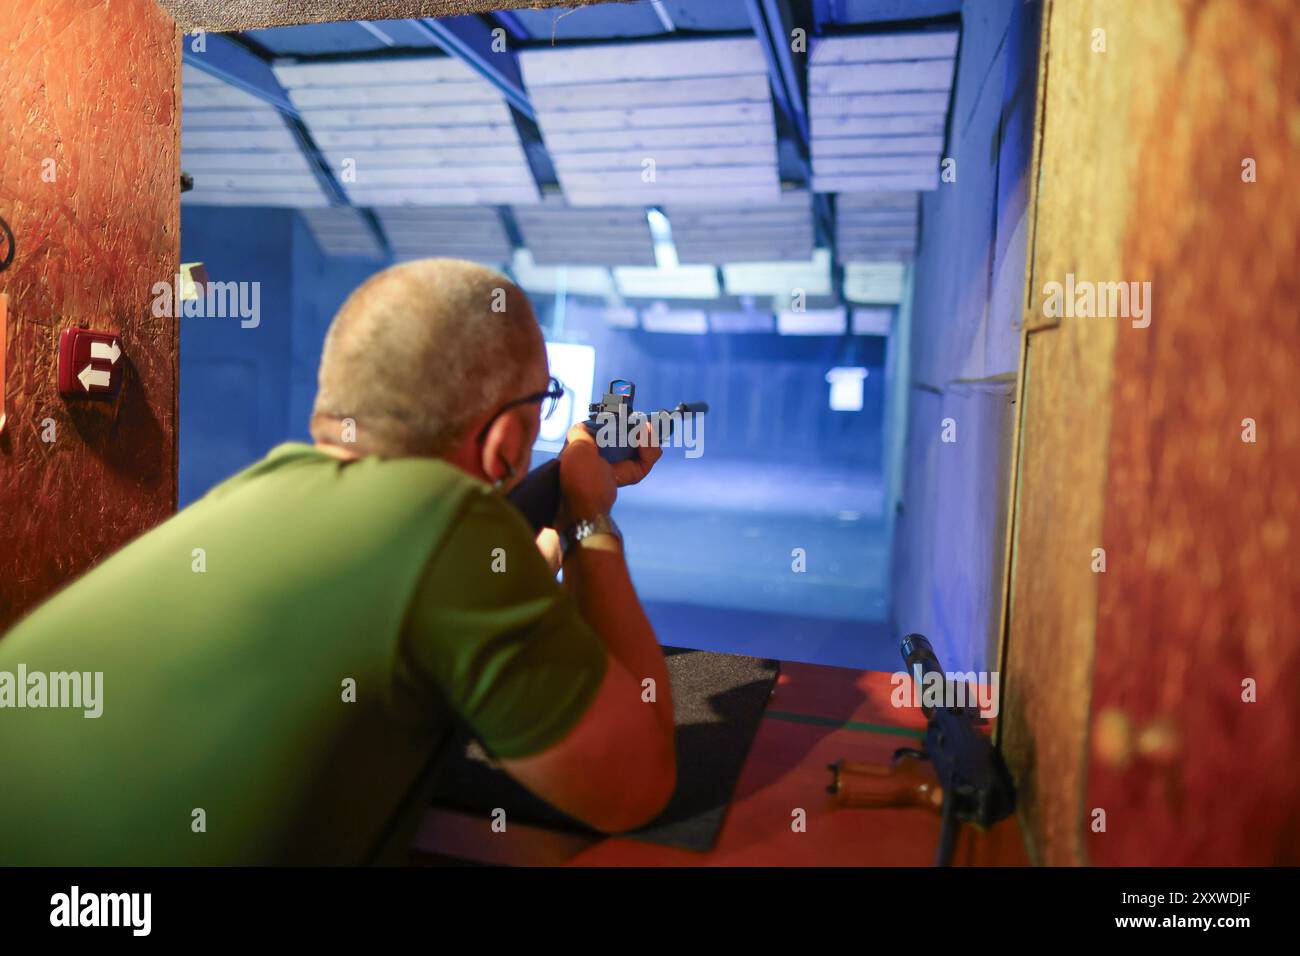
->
xmin=590 ymin=734 xmax=677 ymax=834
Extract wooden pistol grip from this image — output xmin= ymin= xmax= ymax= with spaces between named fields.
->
xmin=829 ymin=756 xmax=945 ymax=812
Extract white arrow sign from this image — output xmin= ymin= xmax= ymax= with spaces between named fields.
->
xmin=90 ymin=340 xmax=121 ymax=364
xmin=78 ymin=365 xmax=111 ymax=391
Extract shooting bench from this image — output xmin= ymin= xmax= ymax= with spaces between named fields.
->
xmin=413 ymin=657 xmax=1028 ymax=866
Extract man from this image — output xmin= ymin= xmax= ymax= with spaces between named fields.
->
xmin=0 ymin=259 xmax=675 ymax=865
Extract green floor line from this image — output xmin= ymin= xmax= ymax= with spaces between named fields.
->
xmin=763 ymin=709 xmax=927 ymax=740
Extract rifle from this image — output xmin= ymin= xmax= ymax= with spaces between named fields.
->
xmin=507 ymin=379 xmax=708 ymax=533
xmin=826 ymin=633 xmax=1016 ymax=865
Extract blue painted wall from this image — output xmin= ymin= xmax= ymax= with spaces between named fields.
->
xmin=537 ymin=299 xmax=887 ymax=467
xmin=286 ymin=214 xmax=386 ymax=450
xmin=889 ymin=0 xmax=1042 ymax=673
xmin=179 ymin=206 xmax=385 ymax=506
xmin=178 ymin=205 xmax=295 ymax=506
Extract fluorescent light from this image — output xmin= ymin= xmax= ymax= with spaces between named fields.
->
xmin=645 ymin=208 xmax=680 ymax=269
xmin=777 ymin=307 xmax=846 ymax=336
xmin=512 ymin=249 xmax=614 ymax=297
xmin=653 ymin=242 xmax=679 ymax=269
xmin=723 ymin=248 xmax=833 ymax=297
xmin=613 ymin=264 xmax=719 ymax=299
xmin=646 ymin=208 xmax=672 ymax=241
xmin=826 ymin=366 xmax=868 ymax=411
xmin=844 ymin=262 xmax=906 ymax=304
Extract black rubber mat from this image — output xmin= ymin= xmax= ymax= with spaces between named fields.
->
xmin=428 ymin=646 xmax=780 ymax=852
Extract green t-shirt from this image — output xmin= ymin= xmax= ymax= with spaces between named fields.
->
xmin=0 ymin=443 xmax=606 ymax=865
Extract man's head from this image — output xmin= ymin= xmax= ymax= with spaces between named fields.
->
xmin=310 ymin=258 xmax=548 ymax=490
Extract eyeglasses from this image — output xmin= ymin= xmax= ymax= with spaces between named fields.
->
xmin=477 ymin=375 xmax=565 ymax=443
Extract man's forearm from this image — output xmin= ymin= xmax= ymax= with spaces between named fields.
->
xmin=562 ymin=536 xmax=674 ymax=734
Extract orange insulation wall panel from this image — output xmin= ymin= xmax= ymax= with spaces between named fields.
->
xmin=0 ymin=0 xmax=180 ymax=629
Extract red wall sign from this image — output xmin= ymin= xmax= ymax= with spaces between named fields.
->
xmin=58 ymin=328 xmax=124 ymax=398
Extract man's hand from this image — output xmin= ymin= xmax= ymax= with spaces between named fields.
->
xmin=557 ymin=421 xmax=662 ymax=528
xmin=610 ymin=421 xmax=663 ymax=488
xmin=558 ymin=423 xmax=617 ymax=521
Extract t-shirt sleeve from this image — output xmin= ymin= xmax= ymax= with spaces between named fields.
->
xmin=396 ymin=485 xmax=608 ymax=760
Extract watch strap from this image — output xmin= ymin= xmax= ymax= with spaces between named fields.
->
xmin=559 ymin=513 xmax=621 ymax=560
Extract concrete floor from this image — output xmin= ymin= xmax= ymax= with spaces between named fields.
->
xmin=612 ymin=455 xmax=896 ymax=670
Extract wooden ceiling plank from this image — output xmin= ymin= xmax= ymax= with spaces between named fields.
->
xmin=274 ymin=58 xmax=478 ymax=88
xmin=530 ymin=73 xmax=772 ymax=111
xmin=519 ymin=38 xmax=765 ymax=86
xmin=297 ymin=101 xmax=513 ymax=128
xmin=810 ymin=60 xmax=956 ymax=96
xmin=810 ymin=31 xmax=959 ymax=66
xmin=545 ymin=124 xmax=777 ymax=153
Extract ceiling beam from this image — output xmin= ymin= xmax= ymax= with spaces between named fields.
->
xmin=409 ymin=15 xmax=536 ymax=122
xmin=745 ymin=0 xmax=836 ymax=264
xmin=282 ymin=115 xmax=352 ymax=208
xmin=183 ymin=32 xmax=299 ymax=116
xmin=356 ymin=20 xmax=400 ymax=47
xmin=183 ymin=33 xmax=389 ymax=254
xmin=491 ymin=11 xmax=532 ymax=40
xmin=649 ymin=1 xmax=676 ymax=32
xmin=745 ymin=0 xmax=807 ymax=145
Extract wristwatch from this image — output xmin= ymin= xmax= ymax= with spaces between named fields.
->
xmin=559 ymin=513 xmax=622 ymax=560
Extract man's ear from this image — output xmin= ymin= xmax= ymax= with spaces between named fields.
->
xmin=480 ymin=410 xmax=529 ymax=488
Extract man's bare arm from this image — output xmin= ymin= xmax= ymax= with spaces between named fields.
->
xmin=498 ymin=654 xmax=674 ymax=833
xmin=499 ymin=425 xmax=675 ymax=831
xmin=560 ymin=532 xmax=674 ymax=737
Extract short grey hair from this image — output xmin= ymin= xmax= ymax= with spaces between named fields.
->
xmin=310 ymin=258 xmax=544 ymax=456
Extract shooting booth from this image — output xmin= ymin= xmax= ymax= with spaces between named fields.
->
xmin=2 ymin=0 xmax=1296 ymax=867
